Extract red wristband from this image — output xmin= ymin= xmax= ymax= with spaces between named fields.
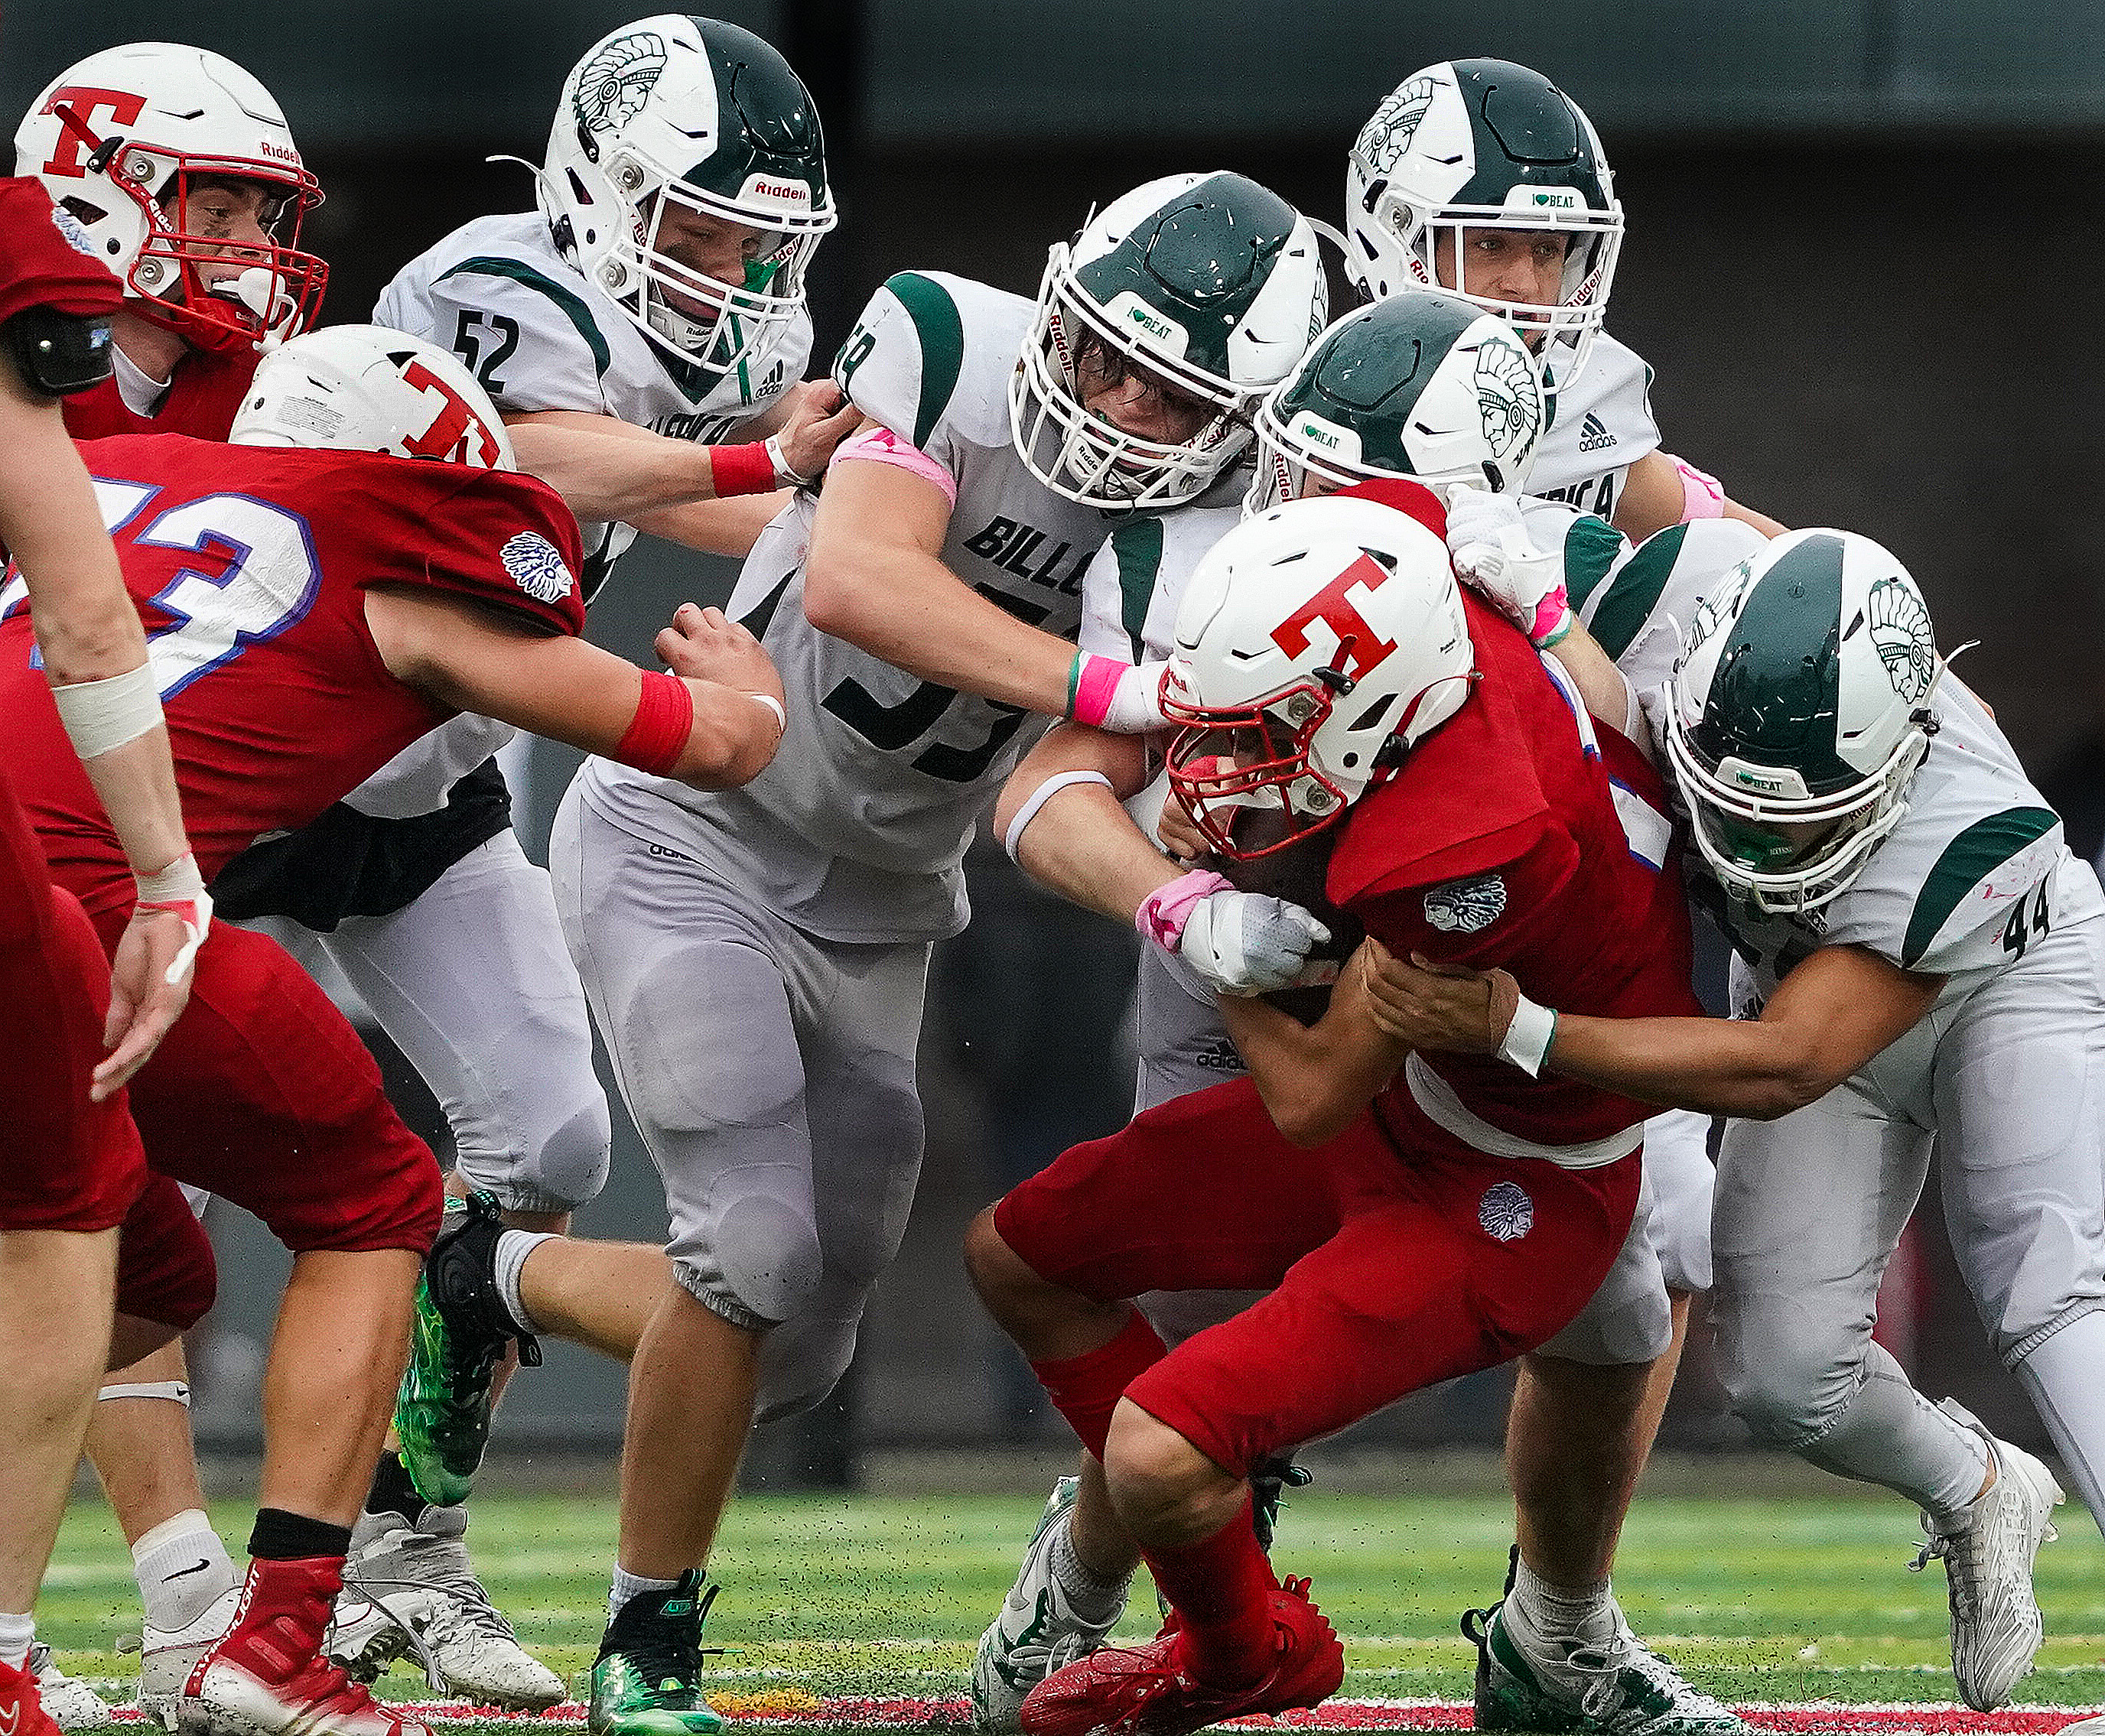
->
xmin=613 ymin=671 xmax=695 ymax=775
xmin=710 ymin=441 xmax=777 ymax=498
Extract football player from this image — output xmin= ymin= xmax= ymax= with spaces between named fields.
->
xmin=0 ymin=323 xmax=786 ymax=1736
xmin=979 ymin=293 xmax=1741 ymax=1736
xmin=1345 ymin=57 xmax=1780 ymax=541
xmin=970 ymin=482 xmax=1703 ymax=1736
xmin=1367 ymin=527 xmax=2105 ymax=1723
xmin=377 ymin=171 xmax=1327 ymax=1736
xmin=0 ymin=174 xmax=200 ymax=1736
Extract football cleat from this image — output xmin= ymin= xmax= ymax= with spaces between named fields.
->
xmin=183 ymin=1557 xmax=432 ymax=1736
xmin=1909 ymin=1400 xmax=2063 ymax=1712
xmin=1018 ymin=1575 xmax=1342 ymax=1736
xmin=328 ymin=1504 xmax=564 ymax=1709
xmin=0 ymin=1656 xmax=63 ymax=1736
xmin=971 ymin=1478 xmax=1124 ymax=1731
xmin=587 ymin=1572 xmax=724 ymax=1736
xmin=1464 ymin=1592 xmax=1745 ymax=1734
xmin=30 ymin=1643 xmax=109 ymax=1730
xmin=137 ymin=1585 xmax=240 ymax=1734
xmin=394 ymin=1191 xmax=538 ymax=1509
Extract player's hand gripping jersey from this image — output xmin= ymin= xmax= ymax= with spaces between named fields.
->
xmin=581 ymin=270 xmax=1114 ymax=943
xmin=0 ymin=433 xmax=584 ymax=918
xmin=376 ymin=211 xmax=809 ymax=597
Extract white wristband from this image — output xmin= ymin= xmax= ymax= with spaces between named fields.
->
xmin=99 ymin=1380 xmax=191 ymax=1406
xmin=1497 ymin=991 xmax=1559 ymax=1078
xmin=1003 ymin=770 xmax=1115 ymax=861
xmin=51 ymin=661 xmax=164 ymax=759
xmin=750 ymin=692 xmax=787 ymax=733
xmin=763 ymin=434 xmax=805 ymax=487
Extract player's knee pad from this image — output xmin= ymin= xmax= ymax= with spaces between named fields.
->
xmin=674 ymin=1193 xmax=825 ymax=1330
xmin=753 ymin=1307 xmax=862 ymax=1424
xmin=1714 ymin=1299 xmax=1863 ymax=1447
xmin=457 ymin=1094 xmax=612 ymax=1216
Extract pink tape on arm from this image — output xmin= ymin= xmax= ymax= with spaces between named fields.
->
xmin=1668 ymin=454 xmax=1726 ymax=521
xmin=831 ymin=424 xmax=958 ymax=507
xmin=1134 ymin=869 xmax=1232 ymax=951
xmin=1068 ymin=652 xmax=1128 ymax=727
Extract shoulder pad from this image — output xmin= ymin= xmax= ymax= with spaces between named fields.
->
xmin=404 ymin=257 xmax=616 ymax=414
xmin=833 ymin=271 xmax=967 ymax=450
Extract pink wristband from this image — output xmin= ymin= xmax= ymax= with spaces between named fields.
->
xmin=613 ymin=671 xmax=695 ymax=775
xmin=710 ymin=441 xmax=778 ymax=498
xmin=1669 ymin=455 xmax=1726 ymax=521
xmin=831 ymin=424 xmax=958 ymax=507
xmin=1067 ymin=652 xmax=1127 ymax=727
xmin=1134 ymin=869 xmax=1232 ymax=952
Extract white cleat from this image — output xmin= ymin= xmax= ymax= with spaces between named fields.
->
xmin=1911 ymin=1399 xmax=2064 ymax=1712
xmin=31 ymin=1644 xmax=110 ymax=1730
xmin=136 ymin=1587 xmax=240 ymax=1734
xmin=327 ymin=1506 xmax=563 ymax=1710
xmin=970 ymin=1478 xmax=1126 ymax=1734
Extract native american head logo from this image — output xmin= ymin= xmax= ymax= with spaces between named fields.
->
xmin=1479 ymin=1182 xmax=1534 ymax=1243
xmin=573 ymin=31 xmax=669 ymax=137
xmin=1424 ymin=873 xmax=1507 ymax=934
xmin=1355 ymin=77 xmax=1438 ymax=177
xmin=1475 ymin=334 xmax=1542 ymax=464
xmin=1866 ymin=576 xmax=1935 ymax=704
xmin=502 ymin=532 xmax=575 ymax=605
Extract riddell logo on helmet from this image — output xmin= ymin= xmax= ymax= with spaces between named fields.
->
xmin=258 ymin=141 xmax=301 ymax=164
xmin=742 ymin=174 xmax=811 ymax=206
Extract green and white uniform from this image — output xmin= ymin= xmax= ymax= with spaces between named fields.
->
xmin=1528 ymin=333 xmax=1659 ymax=522
xmin=1580 ymin=525 xmax=2105 ymax=1532
xmin=554 ymin=270 xmax=1113 ymax=1416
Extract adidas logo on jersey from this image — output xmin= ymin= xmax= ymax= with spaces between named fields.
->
xmin=1578 ymin=412 xmax=1617 ymax=454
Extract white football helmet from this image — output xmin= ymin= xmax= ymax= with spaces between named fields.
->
xmin=538 ymin=15 xmax=835 ymax=379
xmin=16 ymin=43 xmax=325 ymax=352
xmin=1345 ymin=59 xmax=1621 ymax=390
xmin=1664 ymin=528 xmax=1948 ymax=915
xmin=1010 ymin=171 xmax=1326 ymax=511
xmin=230 ymin=325 xmax=515 ymax=471
xmin=1248 ymin=291 xmax=1547 ymax=514
xmin=1163 ymin=487 xmax=1475 ymax=860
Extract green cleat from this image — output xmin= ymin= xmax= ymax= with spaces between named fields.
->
xmin=588 ymin=1575 xmax=724 ymax=1736
xmin=393 ymin=1191 xmax=538 ymax=1507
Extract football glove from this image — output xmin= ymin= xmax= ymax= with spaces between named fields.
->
xmin=1445 ymin=489 xmax=1574 ymax=648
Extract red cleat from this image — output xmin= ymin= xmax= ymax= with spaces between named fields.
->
xmin=182 ymin=1556 xmax=432 ymax=1736
xmin=0 ymin=1656 xmax=63 ymax=1736
xmin=1020 ymin=1575 xmax=1344 ymax=1736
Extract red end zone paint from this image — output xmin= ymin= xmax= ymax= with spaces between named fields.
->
xmin=107 ymin=1699 xmax=2105 ymax=1731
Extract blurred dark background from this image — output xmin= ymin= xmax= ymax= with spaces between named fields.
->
xmin=15 ymin=2 xmax=2105 ymax=1481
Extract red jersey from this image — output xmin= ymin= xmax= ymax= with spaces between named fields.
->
xmin=61 ymin=344 xmax=258 ymax=441
xmin=1329 ymin=592 xmax=1700 ymax=1149
xmin=0 ymin=177 xmax=120 ymax=325
xmin=0 ymin=434 xmax=584 ymax=917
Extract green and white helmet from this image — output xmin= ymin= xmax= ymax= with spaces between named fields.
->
xmin=541 ymin=15 xmax=835 ymax=377
xmin=1345 ymin=58 xmax=1621 ymax=390
xmin=1664 ymin=529 xmax=1948 ymax=915
xmin=1010 ymin=171 xmax=1326 ymax=510
xmin=1247 ymin=290 xmax=1546 ymax=513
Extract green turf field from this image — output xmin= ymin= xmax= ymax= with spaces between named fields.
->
xmin=32 ymin=1489 xmax=2105 ymax=1729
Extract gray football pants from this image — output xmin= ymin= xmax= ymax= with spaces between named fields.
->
xmin=1713 ymin=915 xmax=2105 ymax=1532
xmin=1129 ymin=947 xmax=1710 ymax=1366
xmin=259 ymin=831 xmax=613 ymax=1215
xmin=551 ymin=788 xmax=927 ymax=1422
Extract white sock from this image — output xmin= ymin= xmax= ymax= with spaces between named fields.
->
xmin=1508 ymin=1556 xmax=1617 ymax=1648
xmin=0 ymin=1610 xmax=34 ymax=1671
xmin=1048 ymin=1517 xmax=1127 ymax=1624
xmin=609 ymin=1565 xmax=681 ymax=1623
xmin=134 ymin=1509 xmax=238 ymax=1635
xmin=494 ymin=1230 xmax=558 ymax=1336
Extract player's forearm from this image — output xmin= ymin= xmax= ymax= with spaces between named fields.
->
xmin=1544 ymin=621 xmax=1645 ymax=749
xmin=507 ymin=418 xmax=786 ymax=526
xmin=665 ymin=678 xmax=785 ymax=789
xmin=1724 ymin=499 xmax=1788 ymax=538
xmin=1221 ymin=990 xmax=1404 ymax=1149
xmin=1015 ymin=784 xmax=1180 ymax=926
xmin=632 ymin=493 xmax=791 ymax=559
xmin=1546 ymin=1013 xmax=1844 ymax=1120
xmin=804 ymin=538 xmax=1076 ymax=716
xmin=77 ymin=726 xmax=190 ymax=879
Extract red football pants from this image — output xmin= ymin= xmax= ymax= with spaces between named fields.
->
xmin=994 ymin=1074 xmax=1641 ymax=1478
xmin=0 ymin=763 xmax=145 ymax=1232
xmin=89 ymin=910 xmax=444 ymax=1260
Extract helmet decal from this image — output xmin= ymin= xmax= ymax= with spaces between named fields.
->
xmin=1867 ymin=576 xmax=1934 ymax=702
xmin=1267 ymin=551 xmax=1399 ymax=684
xmin=1355 ymin=77 xmax=1438 ymax=180
xmin=1474 ymin=334 xmax=1541 ymax=464
xmin=572 ymin=31 xmax=670 ymax=141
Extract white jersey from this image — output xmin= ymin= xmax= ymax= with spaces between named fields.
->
xmin=350 ymin=210 xmax=812 ymax=821
xmin=1576 ymin=526 xmax=2105 ymax=1004
xmin=580 ymin=270 xmax=1114 ymax=944
xmin=1528 ymin=332 xmax=1661 ymax=524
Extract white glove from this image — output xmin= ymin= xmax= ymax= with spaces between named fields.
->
xmin=1445 ymin=489 xmax=1575 ymax=647
xmin=1177 ymin=889 xmax=1334 ymax=996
